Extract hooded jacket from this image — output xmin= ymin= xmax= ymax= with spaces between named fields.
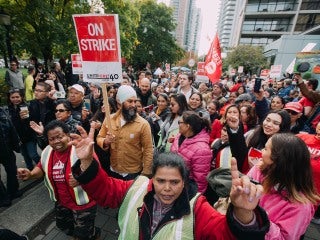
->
xmin=170 ymin=129 xmax=212 ymax=193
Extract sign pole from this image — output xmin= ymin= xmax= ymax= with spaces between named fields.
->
xmin=101 ymin=82 xmax=114 ymax=149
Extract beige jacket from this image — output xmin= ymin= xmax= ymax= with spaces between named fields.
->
xmin=97 ymin=111 xmax=153 ymax=175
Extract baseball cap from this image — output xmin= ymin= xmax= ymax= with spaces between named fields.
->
xmin=68 ymin=84 xmax=85 ymax=94
xmin=235 ymin=93 xmax=252 ymax=104
xmin=284 ymin=102 xmax=303 ymax=113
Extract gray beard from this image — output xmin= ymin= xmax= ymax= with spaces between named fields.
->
xmin=122 ymin=107 xmax=137 ymax=122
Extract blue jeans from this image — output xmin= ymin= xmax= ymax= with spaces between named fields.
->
xmin=20 ymin=141 xmax=40 ymax=170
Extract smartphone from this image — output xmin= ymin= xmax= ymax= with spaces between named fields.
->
xmin=143 ymin=104 xmax=154 ymax=114
xmin=254 ymin=78 xmax=262 ymax=93
xmin=83 ymin=99 xmax=91 ymax=111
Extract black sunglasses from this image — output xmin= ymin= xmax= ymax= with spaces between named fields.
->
xmin=286 ymin=109 xmax=299 ymax=116
xmin=55 ymin=109 xmax=69 ymax=113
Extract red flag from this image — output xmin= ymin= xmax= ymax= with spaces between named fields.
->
xmin=205 ymin=33 xmax=222 ymax=83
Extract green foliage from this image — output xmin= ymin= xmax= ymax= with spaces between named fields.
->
xmin=102 ymin=0 xmax=140 ymax=60
xmin=1 ymin=0 xmax=89 ymax=67
xmin=0 ymin=0 xmax=183 ymax=72
xmin=131 ymin=0 xmax=184 ymax=70
xmin=224 ymin=45 xmax=269 ymax=75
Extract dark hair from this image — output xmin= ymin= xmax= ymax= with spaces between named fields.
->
xmin=170 ymin=94 xmax=189 ymax=117
xmin=262 ymin=133 xmax=319 ymax=204
xmin=223 ymin=104 xmax=240 ymax=120
xmin=307 ymin=78 xmax=318 ymax=90
xmin=182 ymin=111 xmax=211 ymax=134
xmin=152 ymin=152 xmax=189 ymax=183
xmin=7 ymin=88 xmax=25 ymax=106
xmin=27 ymin=65 xmax=35 ymax=73
xmin=43 ymin=120 xmax=70 ymax=139
xmin=248 ymin=109 xmax=290 ymax=149
xmin=271 ymin=95 xmax=285 ymax=107
xmin=189 ymin=92 xmax=203 ymax=109
xmin=241 ymin=105 xmax=257 ymax=130
xmin=157 ymin=93 xmax=169 ymax=102
xmin=56 ymin=99 xmax=72 ymax=111
xmin=36 ymin=82 xmax=51 ymax=92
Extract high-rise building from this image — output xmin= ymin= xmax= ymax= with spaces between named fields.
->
xmin=218 ymin=0 xmax=320 ymax=50
xmin=169 ymin=0 xmax=201 ymax=53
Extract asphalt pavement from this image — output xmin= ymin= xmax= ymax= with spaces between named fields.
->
xmin=0 ymin=152 xmax=320 ymax=239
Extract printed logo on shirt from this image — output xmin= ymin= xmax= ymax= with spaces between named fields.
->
xmin=53 ymin=160 xmax=65 ymax=182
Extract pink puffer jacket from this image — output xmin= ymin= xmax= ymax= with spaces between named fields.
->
xmin=170 ymin=129 xmax=212 ymax=193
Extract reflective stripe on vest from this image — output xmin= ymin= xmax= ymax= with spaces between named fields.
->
xmin=41 ymin=146 xmax=56 ymax=201
xmin=118 ymin=176 xmax=199 ymax=239
xmin=40 ymin=145 xmax=90 ymax=205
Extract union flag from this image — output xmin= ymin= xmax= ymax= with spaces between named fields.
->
xmin=204 ymin=33 xmax=222 ymax=83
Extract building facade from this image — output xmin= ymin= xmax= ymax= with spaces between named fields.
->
xmin=169 ymin=0 xmax=201 ymax=53
xmin=218 ymin=0 xmax=320 ymax=50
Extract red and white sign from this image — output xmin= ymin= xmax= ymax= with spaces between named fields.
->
xmin=195 ymin=62 xmax=209 ymax=82
xmin=71 ymin=54 xmax=83 ymax=74
xmin=73 ymin=14 xmax=122 ymax=83
xmin=260 ymin=69 xmax=270 ymax=79
xmin=270 ymin=65 xmax=282 ymax=79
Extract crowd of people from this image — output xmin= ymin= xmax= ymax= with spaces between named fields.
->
xmin=0 ymin=56 xmax=319 ymax=239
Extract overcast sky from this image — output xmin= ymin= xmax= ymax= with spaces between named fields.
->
xmin=158 ymin=0 xmax=221 ymax=56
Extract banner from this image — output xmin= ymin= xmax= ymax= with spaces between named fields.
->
xmin=71 ymin=54 xmax=83 ymax=74
xmin=270 ymin=65 xmax=282 ymax=79
xmin=204 ymin=33 xmax=222 ymax=83
xmin=73 ymin=14 xmax=122 ymax=83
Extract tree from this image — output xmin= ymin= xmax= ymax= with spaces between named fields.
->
xmin=1 ymin=0 xmax=90 ymax=68
xmin=224 ymin=45 xmax=269 ymax=75
xmin=131 ymin=0 xmax=184 ymax=71
xmin=102 ymin=0 xmax=140 ymax=60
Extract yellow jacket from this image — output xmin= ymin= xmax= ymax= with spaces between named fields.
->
xmin=97 ymin=110 xmax=153 ymax=175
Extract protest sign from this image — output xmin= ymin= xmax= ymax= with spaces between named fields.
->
xmin=73 ymin=14 xmax=122 ymax=83
xmin=196 ymin=62 xmax=209 ymax=82
xmin=71 ymin=54 xmax=83 ymax=74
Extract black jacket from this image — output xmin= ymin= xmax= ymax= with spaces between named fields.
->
xmin=0 ymin=107 xmax=21 ymax=163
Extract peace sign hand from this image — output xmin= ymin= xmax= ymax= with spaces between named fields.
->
xmin=230 ymin=158 xmax=263 ymax=224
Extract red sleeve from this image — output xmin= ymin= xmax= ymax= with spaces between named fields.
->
xmin=82 ymin=168 xmax=133 ymax=208
xmin=210 ymin=120 xmax=223 ymax=144
xmin=299 ymin=97 xmax=314 ymax=107
xmin=195 ymin=196 xmax=236 ymax=239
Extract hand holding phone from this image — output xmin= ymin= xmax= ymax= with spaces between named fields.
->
xmin=254 ymin=78 xmax=262 ymax=93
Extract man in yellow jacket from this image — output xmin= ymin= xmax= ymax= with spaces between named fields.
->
xmin=97 ymin=85 xmax=153 ymax=180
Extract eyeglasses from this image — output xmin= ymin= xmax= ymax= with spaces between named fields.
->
xmin=55 ymin=109 xmax=69 ymax=113
xmin=178 ymin=121 xmax=185 ymax=125
xmin=34 ymin=89 xmax=47 ymax=93
xmin=286 ymin=110 xmax=299 ymax=116
xmin=10 ymin=64 xmax=17 ymax=66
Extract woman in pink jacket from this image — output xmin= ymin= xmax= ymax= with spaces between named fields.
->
xmin=247 ymin=133 xmax=320 ymax=239
xmin=170 ymin=111 xmax=212 ymax=193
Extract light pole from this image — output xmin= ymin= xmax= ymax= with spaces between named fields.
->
xmin=0 ymin=12 xmax=13 ymax=67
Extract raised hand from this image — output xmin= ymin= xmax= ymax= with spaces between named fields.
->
xmin=69 ymin=125 xmax=95 ymax=171
xmin=230 ymin=158 xmax=263 ymax=223
xmin=30 ymin=121 xmax=44 ymax=135
xmin=226 ymin=116 xmax=239 ymax=131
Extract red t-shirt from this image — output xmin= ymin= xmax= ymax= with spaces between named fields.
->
xmin=38 ymin=147 xmax=95 ymax=210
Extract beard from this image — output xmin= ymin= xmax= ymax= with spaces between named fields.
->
xmin=122 ymin=106 xmax=137 ymax=122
